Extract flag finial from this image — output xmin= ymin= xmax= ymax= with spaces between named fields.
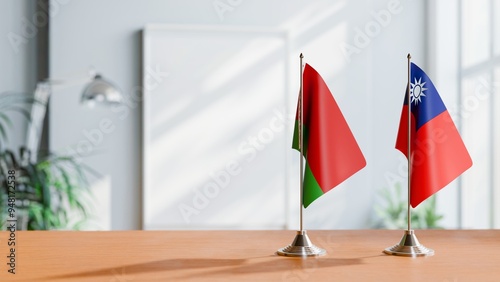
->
xmin=300 ymin=53 xmax=303 ymax=59
xmin=407 ymin=53 xmax=411 ymax=59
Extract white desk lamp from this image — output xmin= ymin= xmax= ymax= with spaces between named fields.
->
xmin=26 ymin=69 xmax=122 ymax=161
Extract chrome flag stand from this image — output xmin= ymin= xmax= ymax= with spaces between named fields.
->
xmin=277 ymin=230 xmax=326 ymax=257
xmin=383 ymin=54 xmax=434 ymax=257
xmin=384 ymin=230 xmax=434 ymax=257
xmin=277 ymin=53 xmax=325 ymax=257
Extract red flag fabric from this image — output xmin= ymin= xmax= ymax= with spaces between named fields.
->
xmin=293 ymin=63 xmax=366 ymax=208
xmin=396 ymin=63 xmax=472 ymax=207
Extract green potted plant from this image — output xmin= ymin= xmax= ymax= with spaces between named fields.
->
xmin=0 ymin=92 xmax=94 ymax=230
xmin=373 ymin=181 xmax=444 ymax=229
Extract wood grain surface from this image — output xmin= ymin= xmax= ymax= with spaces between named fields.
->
xmin=0 ymin=230 xmax=499 ymax=281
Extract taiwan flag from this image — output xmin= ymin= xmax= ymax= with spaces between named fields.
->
xmin=293 ymin=64 xmax=366 ymax=208
xmin=395 ymin=62 xmax=472 ymax=208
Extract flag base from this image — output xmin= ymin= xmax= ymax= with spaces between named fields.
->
xmin=383 ymin=230 xmax=434 ymax=257
xmin=277 ymin=230 xmax=326 ymax=257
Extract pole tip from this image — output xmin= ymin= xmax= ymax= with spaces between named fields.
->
xmin=407 ymin=53 xmax=411 ymax=59
xmin=300 ymin=53 xmax=303 ymax=58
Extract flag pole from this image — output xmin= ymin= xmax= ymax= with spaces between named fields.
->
xmin=277 ymin=53 xmax=325 ymax=257
xmin=299 ymin=53 xmax=304 ymax=232
xmin=406 ymin=53 xmax=412 ymax=232
xmin=383 ymin=53 xmax=434 ymax=257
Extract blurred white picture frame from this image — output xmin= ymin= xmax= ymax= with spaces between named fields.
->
xmin=142 ymin=24 xmax=293 ymax=229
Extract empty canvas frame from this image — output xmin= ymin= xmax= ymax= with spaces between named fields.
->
xmin=142 ymin=24 xmax=291 ymax=229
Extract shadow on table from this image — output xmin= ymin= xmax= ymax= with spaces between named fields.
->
xmin=46 ymin=255 xmax=374 ymax=280
xmin=46 ymin=258 xmax=248 ymax=280
xmin=179 ymin=256 xmax=368 ymax=280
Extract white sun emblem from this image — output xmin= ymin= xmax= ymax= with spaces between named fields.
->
xmin=410 ymin=77 xmax=427 ymax=105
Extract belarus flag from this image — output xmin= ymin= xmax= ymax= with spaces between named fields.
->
xmin=396 ymin=62 xmax=472 ymax=208
xmin=293 ymin=64 xmax=366 ymax=208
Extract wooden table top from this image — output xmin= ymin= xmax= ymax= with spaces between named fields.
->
xmin=0 ymin=229 xmax=499 ymax=281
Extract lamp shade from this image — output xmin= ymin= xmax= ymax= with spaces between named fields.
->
xmin=81 ymin=74 xmax=122 ymax=106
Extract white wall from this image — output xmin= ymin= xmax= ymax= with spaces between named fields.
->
xmin=0 ymin=0 xmax=37 ymax=149
xmin=49 ymin=0 xmax=426 ymax=230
